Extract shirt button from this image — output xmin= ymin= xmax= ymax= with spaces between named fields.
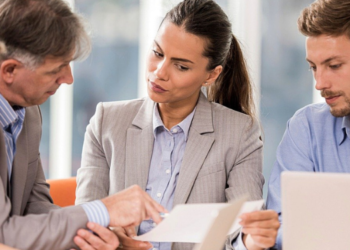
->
xmin=166 ymin=169 xmax=170 ymax=174
xmin=172 ymin=128 xmax=178 ymax=133
xmin=152 ymin=222 xmax=157 ymax=227
xmin=152 ymin=248 xmax=157 ymax=250
xmin=156 ymin=192 xmax=162 ymax=197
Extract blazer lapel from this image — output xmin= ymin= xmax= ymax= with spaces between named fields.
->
xmin=0 ymin=131 xmax=8 ymax=193
xmin=173 ymin=93 xmax=215 ymax=206
xmin=11 ymin=115 xmax=28 ymax=215
xmin=125 ymin=98 xmax=155 ymax=190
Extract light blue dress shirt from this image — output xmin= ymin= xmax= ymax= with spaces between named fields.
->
xmin=0 ymin=93 xmax=109 ymax=228
xmin=81 ymin=200 xmax=110 ymax=227
xmin=266 ymin=102 xmax=350 ymax=249
xmin=138 ymin=104 xmax=196 ymax=250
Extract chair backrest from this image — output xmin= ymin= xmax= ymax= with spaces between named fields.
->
xmin=46 ymin=177 xmax=77 ymax=207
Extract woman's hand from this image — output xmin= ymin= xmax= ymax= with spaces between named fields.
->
xmin=112 ymin=226 xmax=152 ymax=250
xmin=239 ymin=210 xmax=280 ymax=250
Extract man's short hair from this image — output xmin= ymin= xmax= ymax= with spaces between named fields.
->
xmin=0 ymin=0 xmax=90 ymax=68
xmin=298 ymin=0 xmax=350 ymax=38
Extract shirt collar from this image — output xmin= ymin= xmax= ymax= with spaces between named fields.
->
xmin=152 ymin=104 xmax=196 ymax=142
xmin=0 ymin=93 xmax=25 ymax=130
xmin=340 ymin=115 xmax=350 ymax=145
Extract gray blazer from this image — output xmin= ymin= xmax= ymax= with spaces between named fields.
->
xmin=0 ymin=106 xmax=88 ymax=250
xmin=76 ymin=93 xmax=264 ymax=250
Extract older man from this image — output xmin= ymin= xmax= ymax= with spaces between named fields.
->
xmin=0 ymin=0 xmax=165 ymax=249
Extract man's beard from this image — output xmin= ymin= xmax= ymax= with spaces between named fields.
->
xmin=321 ymin=90 xmax=350 ymax=117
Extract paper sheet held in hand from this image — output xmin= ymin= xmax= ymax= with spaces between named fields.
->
xmin=134 ymin=200 xmax=264 ymax=243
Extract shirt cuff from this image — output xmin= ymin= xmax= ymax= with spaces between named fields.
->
xmin=81 ymin=200 xmax=110 ymax=227
xmin=232 ymin=231 xmax=248 ymax=250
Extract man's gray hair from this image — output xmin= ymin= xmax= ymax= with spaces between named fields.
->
xmin=0 ymin=0 xmax=91 ymax=69
xmin=0 ymin=41 xmax=6 ymax=56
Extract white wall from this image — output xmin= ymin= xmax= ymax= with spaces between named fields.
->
xmin=48 ymin=0 xmax=75 ymax=178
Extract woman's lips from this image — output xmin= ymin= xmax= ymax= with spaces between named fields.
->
xmin=149 ymin=81 xmax=167 ymax=93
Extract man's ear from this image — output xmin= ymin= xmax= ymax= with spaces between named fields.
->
xmin=202 ymin=65 xmax=223 ymax=87
xmin=0 ymin=59 xmax=22 ymax=85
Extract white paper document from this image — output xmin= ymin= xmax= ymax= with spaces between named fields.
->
xmin=134 ymin=199 xmax=264 ymax=243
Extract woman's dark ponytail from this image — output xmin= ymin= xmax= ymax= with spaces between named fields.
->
xmin=207 ymin=35 xmax=255 ymax=118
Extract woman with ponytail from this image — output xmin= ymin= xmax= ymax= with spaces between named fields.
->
xmin=76 ymin=0 xmax=279 ymax=249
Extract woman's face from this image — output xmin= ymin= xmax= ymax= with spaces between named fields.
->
xmin=145 ymin=20 xmax=219 ymax=108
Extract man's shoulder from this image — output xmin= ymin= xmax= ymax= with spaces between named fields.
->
xmin=287 ymin=102 xmax=341 ymax=139
xmin=291 ymin=102 xmax=333 ymax=124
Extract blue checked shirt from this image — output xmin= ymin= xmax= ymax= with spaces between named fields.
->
xmin=0 ymin=93 xmax=109 ymax=227
xmin=0 ymin=93 xmax=25 ymax=179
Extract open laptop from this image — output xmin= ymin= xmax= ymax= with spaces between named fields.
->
xmin=282 ymin=171 xmax=350 ymax=250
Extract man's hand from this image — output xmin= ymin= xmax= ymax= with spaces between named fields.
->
xmin=240 ymin=210 xmax=280 ymax=250
xmin=101 ymin=185 xmax=166 ymax=227
xmin=111 ymin=226 xmax=152 ymax=250
xmin=72 ymin=222 xmax=119 ymax=250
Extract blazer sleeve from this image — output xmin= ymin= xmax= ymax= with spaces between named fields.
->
xmin=0 ymin=177 xmax=89 ymax=250
xmin=76 ymin=102 xmax=110 ymax=204
xmin=225 ymin=118 xmax=264 ymax=249
xmin=226 ymin=117 xmax=264 ymax=202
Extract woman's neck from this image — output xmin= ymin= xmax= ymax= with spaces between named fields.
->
xmin=157 ymin=94 xmax=199 ymax=130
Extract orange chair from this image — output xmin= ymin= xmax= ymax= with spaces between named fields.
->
xmin=47 ymin=177 xmax=77 ymax=207
xmin=0 ymin=244 xmax=19 ymax=250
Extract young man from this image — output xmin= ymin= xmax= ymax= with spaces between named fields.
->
xmin=267 ymin=0 xmax=350 ymax=249
xmin=0 ymin=0 xmax=165 ymax=249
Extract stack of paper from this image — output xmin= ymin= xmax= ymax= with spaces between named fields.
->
xmin=134 ymin=199 xmax=264 ymax=243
